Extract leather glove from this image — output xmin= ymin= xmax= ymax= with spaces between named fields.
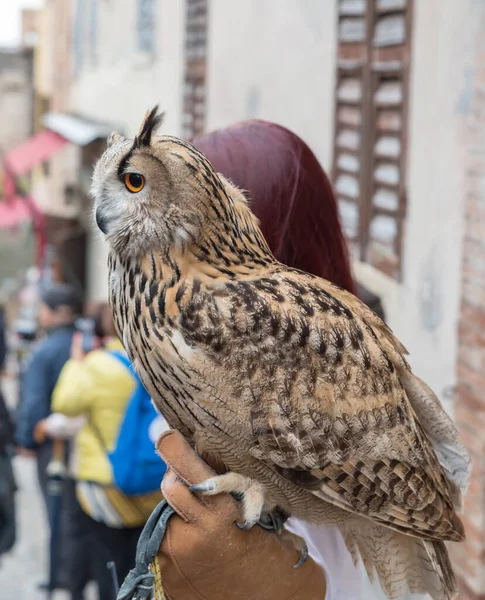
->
xmin=154 ymin=430 xmax=327 ymax=600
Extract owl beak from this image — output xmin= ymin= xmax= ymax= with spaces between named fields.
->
xmin=95 ymin=209 xmax=109 ymax=234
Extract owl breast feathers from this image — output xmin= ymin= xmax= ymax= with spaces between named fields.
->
xmin=92 ymin=107 xmax=470 ymax=600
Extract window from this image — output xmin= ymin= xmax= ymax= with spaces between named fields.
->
xmin=24 ymin=30 xmax=38 ymax=46
xmin=89 ymin=0 xmax=98 ymax=64
xmin=181 ymin=0 xmax=208 ymax=139
xmin=138 ymin=0 xmax=156 ymax=54
xmin=332 ymin=0 xmax=413 ymax=279
xmin=73 ymin=0 xmax=85 ymax=75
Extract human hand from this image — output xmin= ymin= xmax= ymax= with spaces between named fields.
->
xmin=153 ymin=430 xmax=327 ymax=600
xmin=33 ymin=419 xmax=49 ymax=444
xmin=70 ymin=332 xmax=86 ymax=361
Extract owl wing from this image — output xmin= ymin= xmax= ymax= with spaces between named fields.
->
xmin=178 ymin=270 xmax=467 ymax=543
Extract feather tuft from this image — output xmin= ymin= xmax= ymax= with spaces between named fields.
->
xmin=134 ymin=105 xmax=165 ymax=148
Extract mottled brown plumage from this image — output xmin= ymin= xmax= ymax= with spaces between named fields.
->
xmin=92 ymin=107 xmax=470 ymax=599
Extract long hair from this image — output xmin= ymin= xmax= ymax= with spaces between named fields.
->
xmin=193 ymin=120 xmax=356 ymax=294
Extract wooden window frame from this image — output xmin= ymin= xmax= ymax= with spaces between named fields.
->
xmin=182 ymin=0 xmax=208 ymax=139
xmin=137 ymin=0 xmax=156 ymax=56
xmin=332 ymin=0 xmax=413 ymax=280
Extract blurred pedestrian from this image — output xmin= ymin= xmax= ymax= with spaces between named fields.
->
xmin=51 ymin=304 xmax=162 ymax=600
xmin=0 ymin=392 xmax=15 ymax=562
xmin=0 ymin=304 xmax=7 ymax=375
xmin=32 ymin=309 xmax=100 ymax=600
xmin=15 ymin=282 xmax=81 ymax=589
xmin=0 ymin=304 xmax=15 ymax=561
xmin=34 ymin=413 xmax=90 ymax=600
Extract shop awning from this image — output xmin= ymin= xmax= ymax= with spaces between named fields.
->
xmin=43 ymin=112 xmax=122 ymax=145
xmin=3 ymin=113 xmax=121 ymax=178
xmin=3 ymin=130 xmax=68 ymax=176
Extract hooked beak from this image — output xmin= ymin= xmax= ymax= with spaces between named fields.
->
xmin=95 ymin=210 xmax=109 ymax=234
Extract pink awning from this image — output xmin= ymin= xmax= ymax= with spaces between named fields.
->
xmin=3 ymin=130 xmax=68 ymax=176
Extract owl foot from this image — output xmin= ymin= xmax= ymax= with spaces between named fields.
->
xmin=258 ymin=507 xmax=289 ymax=533
xmin=279 ymin=529 xmax=309 ymax=569
xmin=190 ymin=472 xmax=266 ymax=530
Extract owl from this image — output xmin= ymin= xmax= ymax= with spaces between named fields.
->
xmin=92 ymin=107 xmax=470 ymax=599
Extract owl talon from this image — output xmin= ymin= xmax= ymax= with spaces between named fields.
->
xmin=189 ymin=481 xmax=217 ymax=493
xmin=279 ymin=528 xmax=309 ymax=569
xmin=293 ymin=543 xmax=308 ymax=568
xmin=188 ymin=472 xmax=267 ymax=528
xmin=236 ymin=520 xmax=256 ymax=531
xmin=258 ymin=508 xmax=289 ymax=533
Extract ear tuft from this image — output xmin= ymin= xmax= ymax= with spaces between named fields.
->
xmin=135 ymin=105 xmax=165 ymax=148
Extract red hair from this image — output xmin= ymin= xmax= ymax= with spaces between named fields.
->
xmin=193 ymin=120 xmax=356 ymax=294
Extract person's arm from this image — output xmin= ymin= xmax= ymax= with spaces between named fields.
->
xmin=15 ymin=349 xmax=52 ymax=450
xmin=51 ymin=356 xmax=96 ymax=417
xmin=120 ymin=430 xmax=327 ymax=600
xmin=34 ymin=413 xmax=86 ymax=444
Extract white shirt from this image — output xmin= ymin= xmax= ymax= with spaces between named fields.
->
xmin=287 ymin=520 xmax=421 ymax=600
xmin=288 ymin=519 xmax=363 ymax=600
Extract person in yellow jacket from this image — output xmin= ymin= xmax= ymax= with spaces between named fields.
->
xmin=49 ymin=304 xmax=162 ymax=600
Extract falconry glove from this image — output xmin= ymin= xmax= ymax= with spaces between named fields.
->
xmin=151 ymin=429 xmax=327 ymax=600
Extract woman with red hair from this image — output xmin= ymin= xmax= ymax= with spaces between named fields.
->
xmin=194 ymin=120 xmax=384 ymax=318
xmin=123 ymin=121 xmax=388 ymax=600
xmin=193 ymin=121 xmax=386 ymax=599
xmin=195 ymin=120 xmax=356 ymax=293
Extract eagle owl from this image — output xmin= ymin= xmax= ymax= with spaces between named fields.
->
xmin=92 ymin=108 xmax=470 ymax=599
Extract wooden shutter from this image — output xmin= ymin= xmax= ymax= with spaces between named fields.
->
xmin=182 ymin=0 xmax=208 ymax=139
xmin=332 ymin=0 xmax=412 ymax=279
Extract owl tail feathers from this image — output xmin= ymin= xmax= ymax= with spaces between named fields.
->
xmin=399 ymin=369 xmax=471 ymax=510
xmin=341 ymin=519 xmax=458 ymax=599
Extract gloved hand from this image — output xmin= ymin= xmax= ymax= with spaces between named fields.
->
xmin=154 ymin=430 xmax=327 ymax=600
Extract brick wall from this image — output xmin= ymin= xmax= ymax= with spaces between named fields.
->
xmin=453 ymin=4 xmax=485 ymax=598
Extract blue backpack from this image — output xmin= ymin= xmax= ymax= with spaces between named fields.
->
xmin=108 ymin=350 xmax=167 ymax=495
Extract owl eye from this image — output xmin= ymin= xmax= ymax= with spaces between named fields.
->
xmin=124 ymin=173 xmax=145 ymax=193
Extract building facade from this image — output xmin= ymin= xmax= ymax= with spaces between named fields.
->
xmin=0 ymin=48 xmax=34 ymax=161
xmin=67 ymin=0 xmax=466 ymax=410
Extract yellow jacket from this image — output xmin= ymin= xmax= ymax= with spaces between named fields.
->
xmin=51 ymin=339 xmax=135 ymax=484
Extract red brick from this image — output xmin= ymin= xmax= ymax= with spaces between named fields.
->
xmin=457 ymin=362 xmax=485 ymax=397
xmin=459 ymin=303 xmax=485 ymax=333
xmin=455 ymin=40 xmax=485 ymax=593
xmin=457 ymin=577 xmax=485 ymax=600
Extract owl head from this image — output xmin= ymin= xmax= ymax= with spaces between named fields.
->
xmin=91 ymin=106 xmax=227 ymax=258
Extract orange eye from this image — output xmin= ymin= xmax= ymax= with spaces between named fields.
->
xmin=124 ymin=172 xmax=145 ymax=193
